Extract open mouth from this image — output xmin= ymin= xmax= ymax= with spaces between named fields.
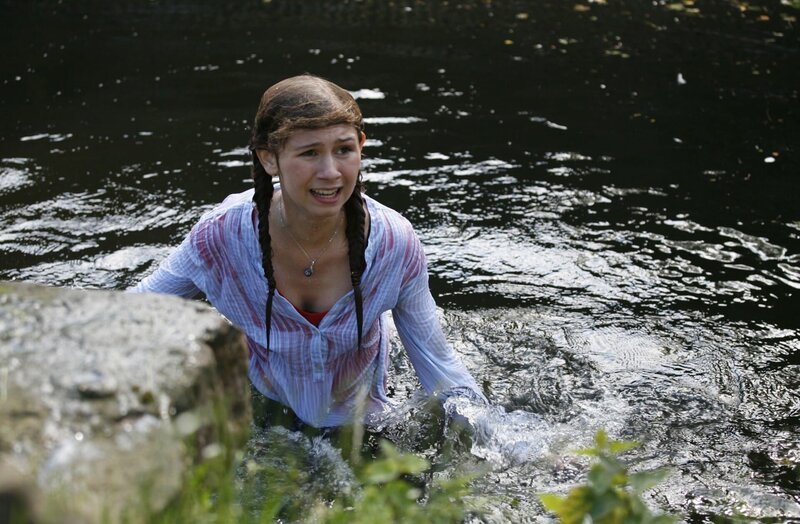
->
xmin=310 ymin=188 xmax=341 ymax=198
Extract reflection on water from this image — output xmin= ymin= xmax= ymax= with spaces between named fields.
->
xmin=2 ymin=0 xmax=798 ymax=521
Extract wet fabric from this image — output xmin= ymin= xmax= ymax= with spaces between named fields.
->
xmin=130 ymin=189 xmax=484 ymax=427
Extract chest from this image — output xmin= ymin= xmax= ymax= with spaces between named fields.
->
xmin=270 ymin=241 xmax=353 ymax=312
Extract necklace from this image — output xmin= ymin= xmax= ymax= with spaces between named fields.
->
xmin=279 ymin=199 xmax=342 ymax=277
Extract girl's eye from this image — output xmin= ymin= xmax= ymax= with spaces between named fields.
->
xmin=337 ymin=146 xmax=353 ymax=154
xmin=300 ymin=150 xmax=317 ymax=157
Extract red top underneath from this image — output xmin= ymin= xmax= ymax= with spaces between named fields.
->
xmin=278 ymin=289 xmax=328 ymax=327
xmin=296 ymin=307 xmax=327 ymax=327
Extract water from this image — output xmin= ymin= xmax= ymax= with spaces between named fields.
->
xmin=2 ymin=1 xmax=798 ymax=521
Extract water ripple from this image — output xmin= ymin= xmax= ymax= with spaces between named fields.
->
xmin=0 ymin=159 xmax=35 ymax=196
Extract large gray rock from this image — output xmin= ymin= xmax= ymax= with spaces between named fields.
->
xmin=0 ymin=281 xmax=251 ymax=523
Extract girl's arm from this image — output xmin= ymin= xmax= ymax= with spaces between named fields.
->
xmin=391 ymin=230 xmax=486 ymax=402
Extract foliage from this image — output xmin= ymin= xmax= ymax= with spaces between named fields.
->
xmin=316 ymin=439 xmax=475 ymax=524
xmin=147 ymin=433 xmax=476 ymax=524
xmin=145 ymin=433 xmax=243 ymax=524
xmin=540 ymin=430 xmax=675 ymax=524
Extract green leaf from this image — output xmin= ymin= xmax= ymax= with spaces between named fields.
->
xmin=378 ymin=439 xmax=399 ymax=459
xmin=588 ymin=463 xmax=615 ymax=493
xmin=578 ymin=430 xmax=639 ymax=458
xmin=362 ymin=459 xmax=400 ymax=484
xmin=595 ymin=429 xmax=609 ymax=449
xmin=360 ymin=441 xmax=429 ymax=484
xmin=629 ymin=468 xmax=671 ymax=494
xmin=539 ymin=429 xmax=675 ymax=524
xmin=609 ymin=440 xmax=640 ymax=455
xmin=576 ymin=446 xmax=600 ymax=457
xmin=589 ymin=490 xmax=623 ymax=521
xmin=559 ymin=487 xmax=594 ymax=524
xmin=539 ymin=493 xmax=566 ymax=513
xmin=391 ymin=452 xmax=430 ymax=476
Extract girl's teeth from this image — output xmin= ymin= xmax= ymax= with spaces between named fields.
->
xmin=313 ymin=189 xmax=337 ymax=196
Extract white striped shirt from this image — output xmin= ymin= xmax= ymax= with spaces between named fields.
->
xmin=131 ymin=189 xmax=483 ymax=427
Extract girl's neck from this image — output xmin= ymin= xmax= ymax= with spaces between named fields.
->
xmin=275 ymin=193 xmax=344 ymax=246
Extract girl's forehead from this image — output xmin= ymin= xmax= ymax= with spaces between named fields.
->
xmin=285 ymin=125 xmax=359 ymax=146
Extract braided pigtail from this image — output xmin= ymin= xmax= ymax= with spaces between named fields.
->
xmin=344 ymin=172 xmax=368 ymax=349
xmin=251 ymin=152 xmax=276 ymax=352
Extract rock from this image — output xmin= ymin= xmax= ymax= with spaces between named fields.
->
xmin=0 ymin=280 xmax=251 ymax=523
xmin=0 ymin=464 xmax=38 ymax=524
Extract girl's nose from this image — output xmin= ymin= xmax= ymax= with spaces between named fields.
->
xmin=317 ymin=154 xmax=339 ymax=178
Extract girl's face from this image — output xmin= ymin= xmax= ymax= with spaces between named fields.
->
xmin=258 ymin=124 xmax=366 ymax=221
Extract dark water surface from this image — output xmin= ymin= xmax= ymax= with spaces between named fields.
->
xmin=2 ymin=1 xmax=798 ymax=521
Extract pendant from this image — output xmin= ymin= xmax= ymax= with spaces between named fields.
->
xmin=304 ymin=267 xmax=314 ymax=277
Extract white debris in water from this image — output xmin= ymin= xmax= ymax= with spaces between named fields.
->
xmin=530 ymin=116 xmax=568 ymax=131
xmin=764 ymin=156 xmax=776 ymax=163
xmin=546 ymin=121 xmax=568 ymax=131
xmin=219 ymin=146 xmax=249 ymax=157
xmin=217 ymin=160 xmax=248 ymax=168
xmin=20 ymin=133 xmax=73 ymax=142
xmin=363 ymin=116 xmax=426 ymax=125
xmin=425 ymin=152 xmax=451 ymax=161
xmin=349 ymin=88 xmax=386 ymax=100
xmin=677 ymin=72 xmax=687 ymax=85
xmin=545 ymin=151 xmax=593 ymax=162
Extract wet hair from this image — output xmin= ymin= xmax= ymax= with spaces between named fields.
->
xmin=249 ymin=75 xmax=367 ymax=352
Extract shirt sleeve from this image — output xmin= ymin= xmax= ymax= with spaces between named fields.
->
xmin=128 ymin=228 xmax=203 ymax=298
xmin=391 ymin=227 xmax=486 ymax=402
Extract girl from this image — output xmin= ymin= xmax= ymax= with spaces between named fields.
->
xmin=132 ymin=75 xmax=484 ymax=428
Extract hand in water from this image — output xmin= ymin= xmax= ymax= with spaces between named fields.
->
xmin=441 ymin=386 xmax=488 ymax=429
xmin=442 ymin=392 xmax=551 ymax=468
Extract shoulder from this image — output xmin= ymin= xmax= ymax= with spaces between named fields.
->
xmin=189 ymin=189 xmax=256 ymax=250
xmin=198 ymin=188 xmax=255 ymax=223
xmin=364 ymin=193 xmax=416 ymax=241
xmin=362 ymin=194 xmax=426 ymax=275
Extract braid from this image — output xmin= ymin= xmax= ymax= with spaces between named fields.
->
xmin=251 ymin=151 xmax=276 ymax=352
xmin=345 ymin=172 xmax=368 ymax=349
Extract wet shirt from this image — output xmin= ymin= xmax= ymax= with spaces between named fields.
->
xmin=130 ymin=189 xmax=483 ymax=427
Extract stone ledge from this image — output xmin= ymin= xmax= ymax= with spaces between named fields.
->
xmin=0 ymin=281 xmax=251 ymax=523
